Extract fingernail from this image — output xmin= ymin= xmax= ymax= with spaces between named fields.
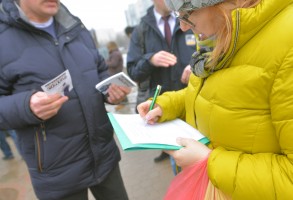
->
xmin=144 ymin=115 xmax=150 ymax=125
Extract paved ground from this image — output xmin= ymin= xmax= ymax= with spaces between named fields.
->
xmin=0 ymin=86 xmax=174 ymax=200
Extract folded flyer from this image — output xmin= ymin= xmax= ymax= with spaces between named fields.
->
xmin=95 ymin=72 xmax=137 ymax=95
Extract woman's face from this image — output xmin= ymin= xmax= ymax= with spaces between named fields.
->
xmin=179 ymin=7 xmax=217 ymax=40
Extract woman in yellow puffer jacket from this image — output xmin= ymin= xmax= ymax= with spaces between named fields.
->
xmin=137 ymin=0 xmax=293 ymax=199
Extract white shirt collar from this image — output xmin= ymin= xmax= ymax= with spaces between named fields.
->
xmin=153 ymin=8 xmax=176 ymax=36
xmin=153 ymin=8 xmax=176 ymax=25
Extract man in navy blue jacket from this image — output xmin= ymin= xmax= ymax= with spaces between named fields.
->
xmin=0 ymin=0 xmax=130 ymax=199
xmin=127 ymin=0 xmax=196 ymax=163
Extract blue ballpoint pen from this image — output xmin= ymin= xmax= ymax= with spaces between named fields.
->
xmin=149 ymin=85 xmax=162 ymax=111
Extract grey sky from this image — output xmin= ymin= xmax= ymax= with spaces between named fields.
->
xmin=62 ymin=0 xmax=136 ymax=33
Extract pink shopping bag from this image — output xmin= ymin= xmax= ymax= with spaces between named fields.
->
xmin=164 ymin=156 xmax=231 ymax=200
xmin=164 ymin=157 xmax=209 ymax=200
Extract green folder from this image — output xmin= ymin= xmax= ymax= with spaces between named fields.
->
xmin=107 ymin=113 xmax=210 ymax=151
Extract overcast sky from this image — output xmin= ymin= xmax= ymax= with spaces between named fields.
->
xmin=62 ymin=0 xmax=136 ymax=33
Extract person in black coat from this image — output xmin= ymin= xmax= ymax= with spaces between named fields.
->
xmin=127 ymin=0 xmax=196 ymax=164
xmin=0 ymin=0 xmax=130 ymax=199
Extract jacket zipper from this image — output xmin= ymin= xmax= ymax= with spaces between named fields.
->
xmin=35 ymin=129 xmax=43 ymax=172
xmin=41 ymin=122 xmax=47 ymax=141
xmin=35 ymin=122 xmax=46 ymax=172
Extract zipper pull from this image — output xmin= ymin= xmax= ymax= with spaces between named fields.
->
xmin=41 ymin=123 xmax=47 ymax=141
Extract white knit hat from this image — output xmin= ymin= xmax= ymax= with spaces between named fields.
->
xmin=165 ymin=0 xmax=225 ymax=11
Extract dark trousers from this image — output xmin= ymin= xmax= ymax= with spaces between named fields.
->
xmin=0 ymin=131 xmax=12 ymax=157
xmin=60 ymin=165 xmax=128 ymax=200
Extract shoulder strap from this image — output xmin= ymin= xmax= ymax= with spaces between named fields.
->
xmin=137 ymin=21 xmax=147 ymax=54
xmin=136 ymin=21 xmax=150 ymax=97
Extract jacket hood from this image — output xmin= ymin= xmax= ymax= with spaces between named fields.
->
xmin=218 ymin=0 xmax=293 ymax=69
xmin=234 ymin=0 xmax=292 ymax=51
xmin=0 ymin=0 xmax=81 ymax=32
xmin=0 ymin=0 xmax=19 ymax=25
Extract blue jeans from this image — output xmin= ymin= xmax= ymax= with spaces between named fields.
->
xmin=0 ymin=130 xmax=19 ymax=158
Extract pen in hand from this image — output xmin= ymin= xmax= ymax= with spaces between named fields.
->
xmin=145 ymin=85 xmax=161 ymax=125
xmin=149 ymin=85 xmax=162 ymax=111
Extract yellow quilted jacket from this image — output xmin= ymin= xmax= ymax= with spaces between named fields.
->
xmin=156 ymin=0 xmax=293 ymax=199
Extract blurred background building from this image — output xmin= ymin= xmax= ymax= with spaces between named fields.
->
xmin=91 ymin=0 xmax=153 ymax=64
xmin=125 ymin=0 xmax=153 ymax=27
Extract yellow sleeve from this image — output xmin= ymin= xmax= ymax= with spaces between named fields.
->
xmin=208 ymin=49 xmax=293 ymax=200
xmin=155 ymin=88 xmax=187 ymax=122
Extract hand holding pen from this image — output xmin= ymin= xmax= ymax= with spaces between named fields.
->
xmin=137 ymin=85 xmax=163 ymax=124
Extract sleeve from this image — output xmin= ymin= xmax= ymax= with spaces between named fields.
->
xmin=156 ymin=87 xmax=187 ymax=122
xmin=126 ymin=24 xmax=155 ymax=82
xmin=96 ymin=50 xmax=112 ymax=102
xmin=80 ymin=27 xmax=109 ymax=82
xmin=96 ymin=51 xmax=110 ymax=82
xmin=208 ymin=49 xmax=293 ymax=199
xmin=0 ymin=86 xmax=41 ymax=130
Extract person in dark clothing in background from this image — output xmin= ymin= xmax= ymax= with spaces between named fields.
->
xmin=106 ymin=41 xmax=124 ymax=76
xmin=0 ymin=129 xmax=19 ymax=160
xmin=106 ymin=41 xmax=128 ymax=110
xmin=124 ymin=26 xmax=135 ymax=38
xmin=127 ymin=0 xmax=196 ymax=164
xmin=0 ymin=0 xmax=130 ymax=199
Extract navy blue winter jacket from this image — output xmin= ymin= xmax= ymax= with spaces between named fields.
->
xmin=0 ymin=1 xmax=120 ymax=199
xmin=127 ymin=6 xmax=196 ymax=96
